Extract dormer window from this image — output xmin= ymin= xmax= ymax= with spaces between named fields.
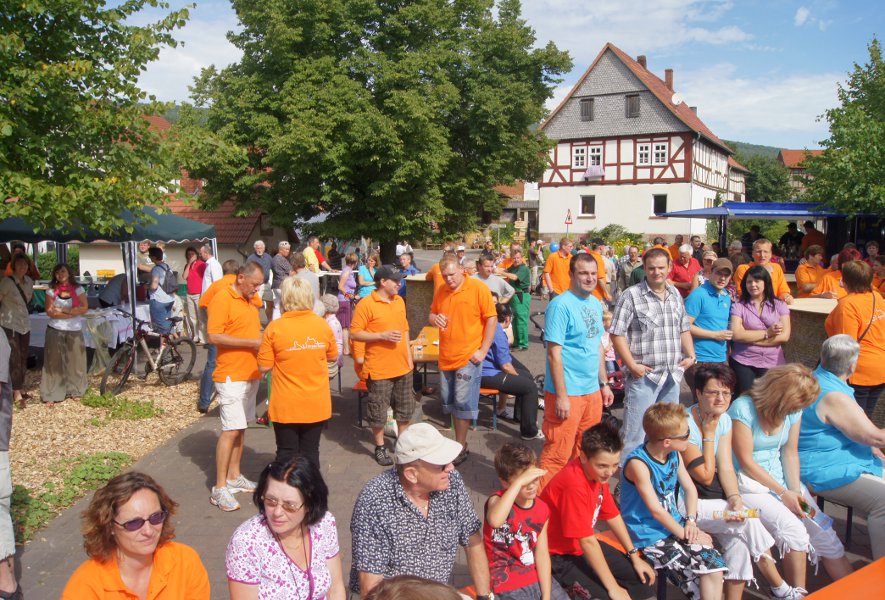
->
xmin=625 ymin=94 xmax=640 ymax=118
xmin=580 ymin=98 xmax=594 ymax=121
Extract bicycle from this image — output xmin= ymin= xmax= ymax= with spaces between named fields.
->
xmin=100 ymin=310 xmax=197 ymax=396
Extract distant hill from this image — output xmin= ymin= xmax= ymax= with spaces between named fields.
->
xmin=723 ymin=140 xmax=781 ymax=160
xmin=161 ymin=105 xmax=209 ymax=125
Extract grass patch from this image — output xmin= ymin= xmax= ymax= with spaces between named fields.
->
xmin=12 ymin=452 xmax=131 ymax=543
xmin=81 ymin=388 xmax=163 ymax=425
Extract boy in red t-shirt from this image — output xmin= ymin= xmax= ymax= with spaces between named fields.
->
xmin=540 ymin=422 xmax=655 ymax=600
xmin=484 ymin=443 xmax=568 ymax=600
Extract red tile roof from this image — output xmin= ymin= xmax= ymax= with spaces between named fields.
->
xmin=778 ymin=149 xmax=823 ymax=169
xmin=165 ymin=198 xmax=260 ymax=246
xmin=542 ymin=42 xmax=733 ymax=154
xmin=728 ymin=156 xmax=750 ymax=172
xmin=495 ymin=182 xmax=525 ymax=199
xmin=144 ymin=115 xmax=172 ymax=133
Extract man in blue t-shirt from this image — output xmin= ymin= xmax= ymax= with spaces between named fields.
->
xmin=539 ymin=253 xmax=614 ymax=488
xmin=684 ymin=258 xmax=733 ymax=387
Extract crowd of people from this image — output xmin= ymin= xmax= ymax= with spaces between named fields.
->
xmin=1 ymin=224 xmax=884 ymax=600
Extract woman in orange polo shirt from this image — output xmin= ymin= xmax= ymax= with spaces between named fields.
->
xmin=62 ymin=472 xmax=210 ymax=599
xmin=258 ymin=277 xmax=338 ymax=467
xmin=794 ymin=244 xmax=827 ymax=298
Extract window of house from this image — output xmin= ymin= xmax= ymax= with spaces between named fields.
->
xmin=580 ymin=98 xmax=594 ymax=121
xmin=572 ymin=146 xmax=586 ymax=168
xmin=580 ymin=195 xmax=596 ymax=216
xmin=653 ymin=194 xmax=668 ymax=215
xmin=589 ymin=146 xmax=602 ymax=166
xmin=637 ymin=143 xmax=650 ymax=165
xmin=653 ymin=142 xmax=668 ymax=165
xmin=625 ymin=94 xmax=640 ymax=118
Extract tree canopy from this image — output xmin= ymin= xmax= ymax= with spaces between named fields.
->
xmin=180 ymin=0 xmax=571 ymax=250
xmin=736 ymin=154 xmax=791 ymax=202
xmin=804 ymin=37 xmax=885 ymax=215
xmin=0 ymin=0 xmax=190 ymax=235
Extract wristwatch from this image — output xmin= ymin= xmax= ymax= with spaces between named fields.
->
xmin=476 ymin=594 xmax=495 ymax=600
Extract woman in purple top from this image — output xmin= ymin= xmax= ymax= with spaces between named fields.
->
xmin=729 ymin=265 xmax=791 ymax=396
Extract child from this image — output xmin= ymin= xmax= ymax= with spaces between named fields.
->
xmin=601 ymin=311 xmax=617 ymax=375
xmin=321 ymin=294 xmax=343 ymax=369
xmin=485 ymin=443 xmax=568 ymax=600
xmin=620 ymin=403 xmax=727 ymax=600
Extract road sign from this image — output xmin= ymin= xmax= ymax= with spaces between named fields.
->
xmin=565 ymin=209 xmax=573 ymax=225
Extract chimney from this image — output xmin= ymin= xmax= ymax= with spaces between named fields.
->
xmin=637 ymin=55 xmax=647 ymax=69
xmin=689 ymin=106 xmax=697 ymax=114
xmin=664 ymin=68 xmax=674 ymax=91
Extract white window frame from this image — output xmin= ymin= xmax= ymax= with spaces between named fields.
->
xmin=653 ymin=142 xmax=668 ymax=166
xmin=589 ymin=146 xmax=602 ymax=166
xmin=580 ymin=195 xmax=596 ymax=216
xmin=637 ymin=143 xmax=651 ymax=165
xmin=572 ymin=146 xmax=586 ymax=168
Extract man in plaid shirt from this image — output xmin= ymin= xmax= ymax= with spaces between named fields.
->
xmin=610 ymin=247 xmax=696 ymax=461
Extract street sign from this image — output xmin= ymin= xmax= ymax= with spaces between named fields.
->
xmin=565 ymin=209 xmax=573 ymax=225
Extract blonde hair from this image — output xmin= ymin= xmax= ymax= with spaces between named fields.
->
xmin=749 ymin=364 xmax=819 ymax=426
xmin=642 ymin=403 xmax=688 ymax=440
xmin=280 ymin=277 xmax=315 ymax=313
xmin=439 ymin=254 xmax=460 ymax=271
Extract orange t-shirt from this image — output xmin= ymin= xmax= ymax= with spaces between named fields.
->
xmin=199 ymin=274 xmax=263 ymax=309
xmin=207 ymin=285 xmax=261 ymax=382
xmin=543 ymin=251 xmax=572 ymax=295
xmin=499 ymin=258 xmax=514 ymax=270
xmin=587 ymin=251 xmax=607 ymax=301
xmin=811 ymin=270 xmax=847 ymax=300
xmin=668 ymin=244 xmax=681 ymax=262
xmin=794 ymin=263 xmax=827 ymax=298
xmin=825 ymin=290 xmax=885 ymax=386
xmin=430 ymin=277 xmax=496 ymax=370
xmin=257 ymin=310 xmax=337 ymax=424
xmin=350 ymin=291 xmax=411 ymax=380
xmin=61 ymin=541 xmax=210 ymax=600
xmin=734 ymin=262 xmax=791 ymax=298
xmin=426 ymin=263 xmax=445 ymax=293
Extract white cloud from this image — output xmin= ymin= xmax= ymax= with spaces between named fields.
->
xmin=794 ymin=7 xmax=811 ymax=27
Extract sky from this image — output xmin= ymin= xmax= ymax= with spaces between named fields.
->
xmin=134 ymin=0 xmax=885 ymax=150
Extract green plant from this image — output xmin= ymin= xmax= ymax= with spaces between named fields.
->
xmin=37 ymin=244 xmax=79 ymax=277
xmin=81 ymin=388 xmax=163 ymax=424
xmin=584 ymin=225 xmax=645 ymax=254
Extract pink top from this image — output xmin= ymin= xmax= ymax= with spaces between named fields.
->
xmin=730 ymin=299 xmax=790 ymax=369
xmin=187 ymin=259 xmax=207 ymax=295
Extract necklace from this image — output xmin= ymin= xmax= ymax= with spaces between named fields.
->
xmin=274 ymin=524 xmax=313 ymax=598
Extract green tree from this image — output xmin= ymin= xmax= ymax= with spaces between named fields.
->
xmin=805 ymin=37 xmax=885 ymax=215
xmin=0 ymin=0 xmax=191 ymax=234
xmin=738 ymin=154 xmax=791 ymax=202
xmin=181 ymin=0 xmax=571 ymax=259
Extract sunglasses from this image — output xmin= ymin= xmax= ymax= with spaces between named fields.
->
xmin=114 ymin=510 xmax=168 ymax=532
xmin=262 ymin=496 xmax=305 ymax=513
xmin=659 ymin=430 xmax=691 ymax=442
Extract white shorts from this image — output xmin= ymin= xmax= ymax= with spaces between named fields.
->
xmin=215 ymin=378 xmax=259 ymax=431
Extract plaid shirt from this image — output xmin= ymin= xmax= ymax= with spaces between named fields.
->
xmin=610 ymin=280 xmax=690 ymax=384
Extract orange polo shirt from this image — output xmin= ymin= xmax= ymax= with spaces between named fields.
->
xmin=668 ymin=244 xmax=681 ymax=262
xmin=350 ymin=291 xmax=411 ymax=380
xmin=258 ymin=310 xmax=337 ymax=424
xmin=801 ymin=229 xmax=826 ymax=252
xmin=811 ymin=270 xmax=847 ymax=300
xmin=431 ymin=277 xmax=496 ymax=370
xmin=734 ymin=262 xmax=791 ymax=298
xmin=199 ymin=274 xmax=263 ymax=309
xmin=351 ymin=338 xmax=366 ymax=380
xmin=587 ymin=251 xmax=607 ymax=301
xmin=875 ymin=275 xmax=885 ymax=295
xmin=499 ymin=258 xmax=514 ymax=270
xmin=543 ymin=251 xmax=572 ymax=295
xmin=825 ymin=290 xmax=885 ymax=386
xmin=61 ymin=541 xmax=210 ymax=600
xmin=207 ymin=285 xmax=261 ymax=382
xmin=794 ymin=263 xmax=827 ymax=298
xmin=426 ymin=263 xmax=445 ymax=293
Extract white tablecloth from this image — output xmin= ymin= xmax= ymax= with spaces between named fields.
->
xmin=28 ymin=304 xmax=150 ymax=349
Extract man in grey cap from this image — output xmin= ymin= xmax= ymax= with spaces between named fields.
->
xmin=349 ymin=423 xmax=491 ymax=599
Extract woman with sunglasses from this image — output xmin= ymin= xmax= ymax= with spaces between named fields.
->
xmin=62 ymin=472 xmax=209 ymax=599
xmin=226 ymin=456 xmax=346 ymax=600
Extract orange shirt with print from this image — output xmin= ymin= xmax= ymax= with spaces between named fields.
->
xmin=543 ymin=251 xmax=572 ymax=295
xmin=61 ymin=541 xmax=210 ymax=600
xmin=207 ymin=285 xmax=261 ymax=382
xmin=350 ymin=291 xmax=411 ymax=380
xmin=431 ymin=277 xmax=496 ymax=370
xmin=258 ymin=310 xmax=337 ymax=424
xmin=811 ymin=270 xmax=847 ymax=300
xmin=794 ymin=263 xmax=827 ymax=298
xmin=734 ymin=262 xmax=791 ymax=298
xmin=825 ymin=290 xmax=885 ymax=386
xmin=199 ymin=274 xmax=263 ymax=309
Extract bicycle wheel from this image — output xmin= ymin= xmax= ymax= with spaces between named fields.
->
xmin=157 ymin=337 xmax=197 ymax=386
xmin=101 ymin=343 xmax=136 ymax=396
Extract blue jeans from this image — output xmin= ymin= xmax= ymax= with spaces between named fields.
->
xmin=621 ymin=371 xmax=680 ymax=463
xmin=439 ymin=361 xmax=482 ymax=420
xmin=149 ymin=300 xmax=174 ymax=334
xmin=198 ymin=343 xmax=217 ymax=409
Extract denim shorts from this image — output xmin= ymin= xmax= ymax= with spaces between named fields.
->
xmin=439 ymin=360 xmax=482 ymax=420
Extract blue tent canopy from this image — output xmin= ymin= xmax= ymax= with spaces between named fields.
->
xmin=661 ymin=201 xmax=844 ymax=221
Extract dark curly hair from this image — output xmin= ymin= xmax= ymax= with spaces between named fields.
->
xmin=253 ymin=455 xmax=328 ymax=527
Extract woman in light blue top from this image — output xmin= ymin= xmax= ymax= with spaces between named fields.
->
xmin=356 ymin=252 xmax=378 ymax=299
xmin=799 ymin=335 xmax=885 ymax=559
xmin=729 ymin=364 xmax=852 ymax=590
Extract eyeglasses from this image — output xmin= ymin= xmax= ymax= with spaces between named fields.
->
xmin=114 ymin=510 xmax=168 ymax=532
xmin=262 ymin=496 xmax=305 ymax=513
xmin=701 ymin=389 xmax=730 ymax=399
xmin=659 ymin=430 xmax=691 ymax=441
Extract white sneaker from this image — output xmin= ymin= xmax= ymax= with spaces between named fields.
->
xmin=771 ymin=586 xmax=808 ymax=599
xmin=210 ymin=486 xmax=240 ymax=511
xmin=226 ymin=475 xmax=257 ymax=494
xmin=497 ymin=407 xmax=515 ymax=420
xmin=521 ymin=430 xmax=545 ymax=441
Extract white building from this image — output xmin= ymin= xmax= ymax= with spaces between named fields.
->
xmin=538 ymin=43 xmax=748 ymax=240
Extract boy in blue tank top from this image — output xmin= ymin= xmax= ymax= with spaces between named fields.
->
xmin=620 ymin=403 xmax=727 ymax=600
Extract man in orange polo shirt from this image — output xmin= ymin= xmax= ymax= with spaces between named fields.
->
xmin=351 ymin=265 xmax=415 ymax=466
xmin=429 ymin=254 xmax=497 ymax=465
xmin=668 ymin=234 xmax=684 ymax=262
xmin=206 ymin=261 xmax=264 ymax=512
xmin=543 ymin=237 xmax=574 ymax=298
xmin=425 ymin=242 xmax=455 ymax=294
xmin=733 ymin=238 xmax=794 ymax=304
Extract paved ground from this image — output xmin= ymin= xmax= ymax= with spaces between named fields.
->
xmin=16 ymin=249 xmax=874 ymax=598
